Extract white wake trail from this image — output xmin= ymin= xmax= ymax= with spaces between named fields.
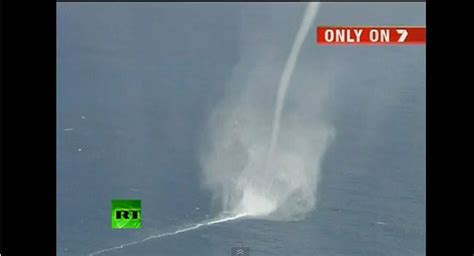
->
xmin=88 ymin=214 xmax=247 ymax=256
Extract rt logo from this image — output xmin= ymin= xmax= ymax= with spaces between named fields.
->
xmin=111 ymin=199 xmax=142 ymax=229
xmin=231 ymin=247 xmax=249 ymax=256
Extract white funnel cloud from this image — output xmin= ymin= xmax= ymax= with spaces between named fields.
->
xmin=199 ymin=3 xmax=335 ymax=221
xmin=267 ymin=2 xmax=321 ymax=167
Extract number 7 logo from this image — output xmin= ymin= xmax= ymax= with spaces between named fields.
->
xmin=396 ymin=29 xmax=408 ymax=42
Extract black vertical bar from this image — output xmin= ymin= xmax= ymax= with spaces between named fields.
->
xmin=2 ymin=0 xmax=56 ymax=255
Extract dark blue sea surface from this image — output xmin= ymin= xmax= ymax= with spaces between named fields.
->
xmin=57 ymin=3 xmax=425 ymax=256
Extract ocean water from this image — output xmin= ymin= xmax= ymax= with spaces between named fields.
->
xmin=57 ymin=3 xmax=425 ymax=256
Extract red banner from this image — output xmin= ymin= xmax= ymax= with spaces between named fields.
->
xmin=316 ymin=26 xmax=426 ymax=45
